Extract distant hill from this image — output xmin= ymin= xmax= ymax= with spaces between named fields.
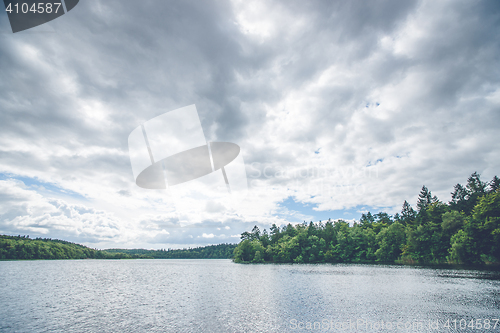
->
xmin=104 ymin=244 xmax=237 ymax=259
xmin=0 ymin=235 xmax=236 ymax=260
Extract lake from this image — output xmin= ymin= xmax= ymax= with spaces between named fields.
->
xmin=0 ymin=260 xmax=499 ymax=332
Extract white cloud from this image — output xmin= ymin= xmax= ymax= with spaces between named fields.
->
xmin=0 ymin=179 xmax=125 ymax=242
xmin=0 ymin=0 xmax=499 ymax=248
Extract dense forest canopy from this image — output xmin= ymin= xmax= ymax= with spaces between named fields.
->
xmin=0 ymin=235 xmax=236 ymax=260
xmin=233 ymin=172 xmax=500 ymax=265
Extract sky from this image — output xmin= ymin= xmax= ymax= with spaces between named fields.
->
xmin=0 ymin=0 xmax=499 ymax=249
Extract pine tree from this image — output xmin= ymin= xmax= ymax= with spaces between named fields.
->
xmin=487 ymin=176 xmax=500 ymax=194
xmin=460 ymin=172 xmax=487 ymax=214
xmin=417 ymin=185 xmax=433 ymax=212
xmin=401 ymin=200 xmax=416 ymax=226
xmin=466 ymin=172 xmax=486 ymax=195
xmin=450 ymin=183 xmax=468 ymax=211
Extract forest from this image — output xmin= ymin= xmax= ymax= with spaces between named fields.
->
xmin=233 ymin=172 xmax=500 ymax=265
xmin=0 ymin=235 xmax=236 ymax=260
xmin=0 ymin=235 xmax=108 ymax=260
xmin=104 ymin=244 xmax=236 ymax=259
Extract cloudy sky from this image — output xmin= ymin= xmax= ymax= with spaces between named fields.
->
xmin=0 ymin=0 xmax=499 ymax=249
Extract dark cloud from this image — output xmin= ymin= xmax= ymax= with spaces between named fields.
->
xmin=0 ymin=0 xmax=499 ymax=247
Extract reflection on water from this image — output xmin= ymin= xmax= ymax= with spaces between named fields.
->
xmin=0 ymin=260 xmax=499 ymax=332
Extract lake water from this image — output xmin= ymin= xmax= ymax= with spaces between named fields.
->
xmin=0 ymin=260 xmax=499 ymax=332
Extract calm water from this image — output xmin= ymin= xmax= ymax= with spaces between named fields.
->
xmin=0 ymin=260 xmax=499 ymax=333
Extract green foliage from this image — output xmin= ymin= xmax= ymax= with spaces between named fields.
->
xmin=375 ymin=222 xmax=405 ymax=262
xmin=233 ymin=172 xmax=500 ymax=265
xmin=417 ymin=186 xmax=438 ymax=212
xmin=0 ymin=235 xmax=104 ymax=260
xmin=449 ymin=172 xmax=490 ymax=215
xmin=441 ymin=211 xmax=465 ymax=235
xmin=448 ymin=229 xmax=470 ymax=264
xmin=0 ymin=235 xmax=236 ymax=260
xmin=104 ymin=244 xmax=237 ymax=259
xmin=401 ymin=200 xmax=416 ymax=226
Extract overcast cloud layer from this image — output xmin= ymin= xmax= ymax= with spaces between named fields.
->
xmin=0 ymin=0 xmax=499 ymax=249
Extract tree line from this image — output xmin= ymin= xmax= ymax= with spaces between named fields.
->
xmin=0 ymin=235 xmax=236 ymax=260
xmin=104 ymin=244 xmax=236 ymax=259
xmin=233 ymin=172 xmax=500 ymax=265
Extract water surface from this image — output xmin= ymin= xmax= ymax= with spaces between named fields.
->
xmin=0 ymin=260 xmax=499 ymax=332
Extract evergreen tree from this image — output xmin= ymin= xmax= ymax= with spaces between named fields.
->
xmin=240 ymin=231 xmax=252 ymax=241
xmin=401 ymin=200 xmax=416 ymax=226
xmin=487 ymin=176 xmax=500 ymax=194
xmin=466 ymin=172 xmax=486 ymax=195
xmin=417 ymin=185 xmax=433 ymax=212
xmin=450 ymin=183 xmax=468 ymax=211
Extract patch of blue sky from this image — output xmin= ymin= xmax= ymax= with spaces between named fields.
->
xmin=278 ymin=196 xmax=396 ymax=224
xmin=0 ymin=172 xmax=87 ymax=200
xmin=366 ymin=158 xmax=384 ymax=167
